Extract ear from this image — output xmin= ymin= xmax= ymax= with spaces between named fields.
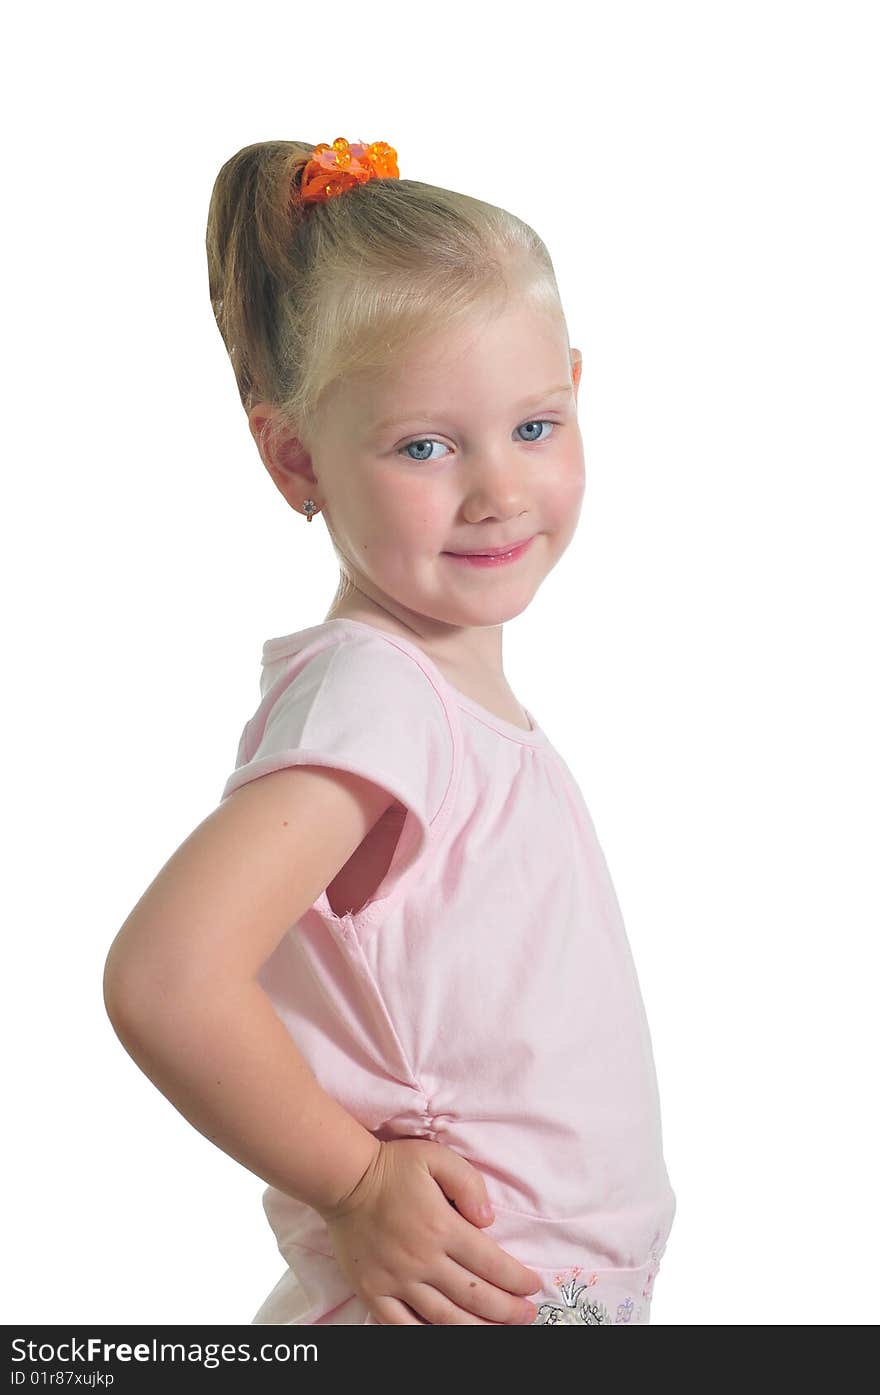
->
xmin=247 ymin=401 xmax=283 ymax=464
xmin=570 ymin=348 xmax=583 ymax=395
xmin=247 ymin=401 xmax=319 ymax=514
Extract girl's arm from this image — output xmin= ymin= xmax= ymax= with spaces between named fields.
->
xmin=102 ymin=765 xmax=396 ymax=1216
xmin=105 ymin=762 xmax=543 ymax=1324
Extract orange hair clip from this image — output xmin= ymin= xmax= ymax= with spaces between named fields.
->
xmin=298 ymin=137 xmax=399 ymax=207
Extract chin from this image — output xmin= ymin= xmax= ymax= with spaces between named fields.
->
xmin=448 ymin=592 xmax=539 ymax=627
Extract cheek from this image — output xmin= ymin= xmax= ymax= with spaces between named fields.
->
xmin=340 ymin=474 xmax=408 ymax=542
xmin=375 ymin=476 xmax=445 ymax=540
xmin=337 ymin=478 xmax=438 ymax=566
xmin=545 ymin=451 xmax=586 ymax=523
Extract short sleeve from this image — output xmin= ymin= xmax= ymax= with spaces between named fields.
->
xmin=218 ymin=631 xmax=456 ymax=923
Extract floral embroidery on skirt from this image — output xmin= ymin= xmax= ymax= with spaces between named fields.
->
xmin=531 ymin=1232 xmax=666 ymax=1326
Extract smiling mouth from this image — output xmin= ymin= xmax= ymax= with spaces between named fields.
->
xmin=442 ymin=536 xmax=536 ymax=566
xmin=445 ymin=535 xmax=536 ymax=557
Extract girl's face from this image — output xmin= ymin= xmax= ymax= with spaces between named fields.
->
xmin=269 ymin=300 xmax=584 ymax=633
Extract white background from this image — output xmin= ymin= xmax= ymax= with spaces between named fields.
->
xmin=3 ymin=0 xmax=878 ymax=1327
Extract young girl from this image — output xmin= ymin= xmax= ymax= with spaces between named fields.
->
xmin=103 ymin=136 xmax=676 ymax=1327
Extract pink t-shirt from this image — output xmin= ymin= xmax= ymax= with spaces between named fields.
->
xmin=220 ymin=618 xmax=676 ymax=1326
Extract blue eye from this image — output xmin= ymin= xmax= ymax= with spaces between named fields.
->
xmin=398 ymin=419 xmax=557 ymax=464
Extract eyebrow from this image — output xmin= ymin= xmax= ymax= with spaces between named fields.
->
xmin=370 ymin=384 xmax=573 ymax=435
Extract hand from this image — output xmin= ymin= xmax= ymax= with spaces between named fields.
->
xmin=316 ymin=1137 xmax=543 ymax=1325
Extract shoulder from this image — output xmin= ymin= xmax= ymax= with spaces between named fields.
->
xmin=234 ymin=624 xmax=457 ymax=827
xmin=269 ymin=624 xmax=452 ymax=731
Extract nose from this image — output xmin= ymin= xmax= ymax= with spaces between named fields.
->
xmin=460 ymin=449 xmax=532 ymax=521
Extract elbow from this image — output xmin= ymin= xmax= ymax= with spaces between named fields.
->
xmin=102 ymin=946 xmax=185 ymax=1065
xmin=102 ymin=930 xmax=165 ymax=1032
xmin=102 ymin=933 xmax=213 ymax=1033
xmin=102 ymin=938 xmax=141 ymax=1030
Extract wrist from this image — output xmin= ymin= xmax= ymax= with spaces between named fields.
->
xmin=313 ymin=1132 xmax=384 ymax=1222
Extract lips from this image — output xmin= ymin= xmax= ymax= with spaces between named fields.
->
xmin=443 ymin=535 xmax=536 ymax=567
xmin=446 ymin=536 xmax=535 ymax=557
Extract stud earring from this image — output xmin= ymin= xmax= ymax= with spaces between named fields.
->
xmin=303 ymin=499 xmax=317 ymax=522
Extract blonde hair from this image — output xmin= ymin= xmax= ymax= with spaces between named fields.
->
xmin=205 ymin=140 xmax=570 ymax=457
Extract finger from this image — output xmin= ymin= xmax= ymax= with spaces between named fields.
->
xmin=369 ymin=1295 xmax=430 ymax=1325
xmin=403 ymin=1281 xmax=506 ymax=1325
xmin=423 ymin=1147 xmax=496 ymax=1230
xmin=432 ymin=1258 xmax=538 ymax=1325
xmin=448 ymin=1231 xmax=542 ymax=1296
